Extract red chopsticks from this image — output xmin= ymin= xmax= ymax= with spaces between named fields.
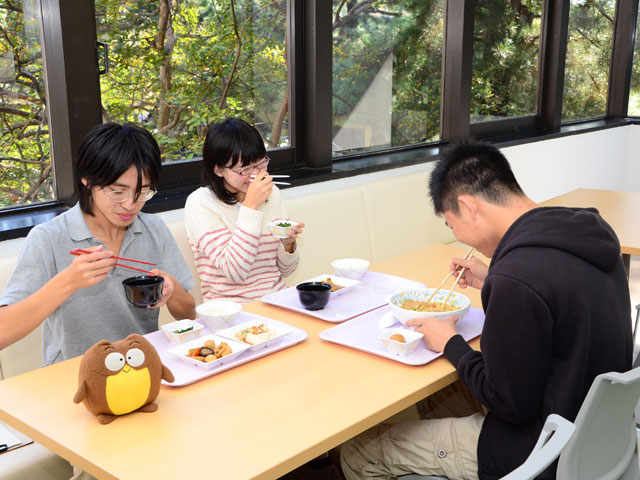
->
xmin=69 ymin=248 xmax=156 ymax=275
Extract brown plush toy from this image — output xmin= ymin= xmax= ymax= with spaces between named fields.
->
xmin=73 ymin=333 xmax=174 ymax=424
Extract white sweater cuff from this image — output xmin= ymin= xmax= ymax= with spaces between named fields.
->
xmin=237 ymin=206 xmax=264 ymax=235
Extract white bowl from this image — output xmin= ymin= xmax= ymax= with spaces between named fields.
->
xmin=331 ymin=258 xmax=370 ymax=280
xmin=388 ymin=288 xmax=471 ymax=326
xmin=196 ymin=300 xmax=242 ymax=331
xmin=380 ymin=328 xmax=423 ymax=356
xmin=267 ymin=220 xmax=299 ymax=239
xmin=160 ymin=319 xmax=204 ymax=344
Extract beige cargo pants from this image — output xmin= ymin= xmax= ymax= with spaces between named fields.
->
xmin=340 ymin=381 xmax=485 ymax=480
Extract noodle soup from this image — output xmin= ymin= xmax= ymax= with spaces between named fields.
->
xmin=388 ymin=288 xmax=471 ymax=325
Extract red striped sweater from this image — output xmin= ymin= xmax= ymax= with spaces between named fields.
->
xmin=184 ymin=187 xmax=300 ymax=303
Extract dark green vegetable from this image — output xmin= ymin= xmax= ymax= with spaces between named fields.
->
xmin=173 ymin=326 xmax=194 ymax=334
xmin=277 ymin=222 xmax=292 ymax=227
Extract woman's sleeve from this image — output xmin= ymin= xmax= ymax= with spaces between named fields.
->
xmin=185 ymin=196 xmax=263 ymax=284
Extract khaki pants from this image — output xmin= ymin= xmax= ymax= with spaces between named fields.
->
xmin=341 ymin=381 xmax=485 ymax=480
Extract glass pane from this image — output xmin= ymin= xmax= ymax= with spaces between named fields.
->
xmin=0 ymin=0 xmax=53 ymax=209
xmin=628 ymin=4 xmax=640 ymax=115
xmin=332 ymin=0 xmax=444 ymax=156
xmin=562 ymin=0 xmax=616 ymax=122
xmin=471 ymin=0 xmax=543 ymax=123
xmin=95 ymin=0 xmax=289 ymax=161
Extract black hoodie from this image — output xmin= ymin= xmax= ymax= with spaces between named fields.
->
xmin=443 ymin=206 xmax=632 ymax=479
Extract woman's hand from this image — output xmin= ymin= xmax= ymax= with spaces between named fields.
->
xmin=450 ymin=256 xmax=488 ymax=290
xmin=148 ymin=268 xmax=174 ymax=308
xmin=62 ymin=245 xmax=115 ymax=291
xmin=243 ymin=168 xmax=274 ymax=210
xmin=277 ymin=220 xmax=305 ymax=253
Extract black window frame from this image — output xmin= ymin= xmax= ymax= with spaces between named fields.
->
xmin=1 ymin=0 xmax=639 ymax=241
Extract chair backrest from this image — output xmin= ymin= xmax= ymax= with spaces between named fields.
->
xmin=556 ymin=366 xmax=640 ymax=480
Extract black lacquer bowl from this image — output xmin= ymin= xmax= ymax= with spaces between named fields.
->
xmin=122 ymin=275 xmax=164 ymax=308
xmin=296 ymin=281 xmax=331 ymax=310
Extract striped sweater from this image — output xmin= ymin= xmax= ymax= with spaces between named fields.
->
xmin=184 ymin=186 xmax=300 ymax=303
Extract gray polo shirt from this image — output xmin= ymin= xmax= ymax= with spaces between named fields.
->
xmin=0 ymin=204 xmax=194 ymax=365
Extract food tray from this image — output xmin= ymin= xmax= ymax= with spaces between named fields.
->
xmin=261 ymin=271 xmax=427 ymax=322
xmin=319 ymin=306 xmax=485 ymax=365
xmin=146 ymin=312 xmax=307 ymax=386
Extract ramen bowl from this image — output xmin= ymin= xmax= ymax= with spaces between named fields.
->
xmin=388 ymin=288 xmax=471 ymax=326
xmin=122 ymin=275 xmax=164 ymax=308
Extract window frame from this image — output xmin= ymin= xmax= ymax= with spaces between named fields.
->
xmin=1 ymin=0 xmax=640 ymax=241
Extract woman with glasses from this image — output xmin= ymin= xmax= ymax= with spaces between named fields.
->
xmin=0 ymin=122 xmax=196 ymax=363
xmin=184 ymin=118 xmax=304 ymax=303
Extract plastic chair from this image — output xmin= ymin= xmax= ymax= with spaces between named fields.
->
xmin=399 ymin=413 xmax=575 ymax=480
xmin=555 ymin=367 xmax=640 ymax=479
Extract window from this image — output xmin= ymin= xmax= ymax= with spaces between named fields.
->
xmin=471 ymin=0 xmax=543 ymax=123
xmin=0 ymin=0 xmax=52 ymax=209
xmin=95 ymin=0 xmax=289 ymax=162
xmin=562 ymin=0 xmax=616 ymax=122
xmin=628 ymin=2 xmax=640 ymax=116
xmin=331 ymin=0 xmax=444 ymax=156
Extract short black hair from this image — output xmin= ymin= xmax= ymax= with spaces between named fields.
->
xmin=72 ymin=123 xmax=162 ymax=215
xmin=201 ymin=118 xmax=266 ymax=205
xmin=429 ymin=141 xmax=524 ymax=215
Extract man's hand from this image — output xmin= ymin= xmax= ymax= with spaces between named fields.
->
xmin=148 ymin=269 xmax=174 ymax=308
xmin=62 ymin=245 xmax=115 ymax=291
xmin=450 ymin=256 xmax=488 ymax=290
xmin=406 ymin=316 xmax=459 ymax=352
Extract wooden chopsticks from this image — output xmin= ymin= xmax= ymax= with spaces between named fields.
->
xmin=69 ymin=248 xmax=156 ymax=275
xmin=425 ymin=247 xmax=476 ymax=306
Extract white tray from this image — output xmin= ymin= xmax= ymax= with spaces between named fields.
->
xmin=319 ymin=306 xmax=485 ymax=365
xmin=261 ymin=271 xmax=427 ymax=322
xmin=146 ymin=312 xmax=307 ymax=386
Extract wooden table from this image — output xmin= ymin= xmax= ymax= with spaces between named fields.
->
xmin=0 ymin=244 xmax=481 ymax=480
xmin=541 ymin=188 xmax=640 ymax=274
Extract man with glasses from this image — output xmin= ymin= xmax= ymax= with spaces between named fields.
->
xmin=0 ymin=122 xmax=196 ymax=366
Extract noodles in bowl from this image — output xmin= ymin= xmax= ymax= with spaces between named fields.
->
xmin=389 ymin=288 xmax=471 ymax=325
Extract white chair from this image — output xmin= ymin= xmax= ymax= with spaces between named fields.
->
xmin=555 ymin=367 xmax=640 ymax=479
xmin=399 ymin=413 xmax=575 ymax=480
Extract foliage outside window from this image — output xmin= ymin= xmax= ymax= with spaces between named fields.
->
xmin=628 ymin=3 xmax=640 ymax=116
xmin=332 ymin=0 xmax=444 ymax=156
xmin=96 ymin=0 xmax=289 ymax=162
xmin=0 ymin=0 xmax=52 ymax=209
xmin=471 ymin=0 xmax=542 ymax=123
xmin=562 ymin=0 xmax=615 ymax=122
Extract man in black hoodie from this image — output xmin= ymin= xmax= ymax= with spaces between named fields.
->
xmin=340 ymin=142 xmax=632 ymax=480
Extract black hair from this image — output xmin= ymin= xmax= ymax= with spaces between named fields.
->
xmin=201 ymin=118 xmax=267 ymax=205
xmin=429 ymin=141 xmax=524 ymax=215
xmin=72 ymin=123 xmax=162 ymax=215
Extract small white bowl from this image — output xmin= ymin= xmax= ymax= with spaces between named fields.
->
xmin=167 ymin=334 xmax=251 ymax=369
xmin=331 ymin=258 xmax=370 ymax=280
xmin=196 ymin=300 xmax=242 ymax=331
xmin=305 ymin=274 xmax=360 ymax=296
xmin=267 ymin=220 xmax=299 ymax=239
xmin=380 ymin=328 xmax=423 ymax=356
xmin=160 ymin=319 xmax=204 ymax=344
xmin=388 ymin=288 xmax=471 ymax=326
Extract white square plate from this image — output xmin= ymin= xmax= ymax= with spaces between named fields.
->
xmin=167 ymin=334 xmax=251 ymax=369
xmin=304 ymin=274 xmax=360 ymax=297
xmin=215 ymin=320 xmax=291 ymax=351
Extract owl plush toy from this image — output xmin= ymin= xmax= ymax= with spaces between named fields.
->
xmin=73 ymin=334 xmax=174 ymax=424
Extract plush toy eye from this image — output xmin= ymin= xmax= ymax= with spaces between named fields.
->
xmin=126 ymin=348 xmax=145 ymax=367
xmin=104 ymin=352 xmax=125 ymax=372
